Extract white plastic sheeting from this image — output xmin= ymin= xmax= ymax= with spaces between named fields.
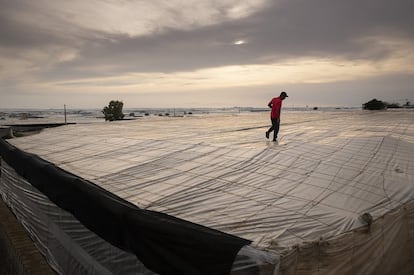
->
xmin=2 ymin=109 xmax=414 ymax=274
xmin=0 ymin=161 xmax=152 ymax=275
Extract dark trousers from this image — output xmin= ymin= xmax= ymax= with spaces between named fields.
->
xmin=267 ymin=118 xmax=280 ymax=141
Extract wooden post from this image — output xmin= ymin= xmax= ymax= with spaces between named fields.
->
xmin=64 ymin=104 xmax=67 ymax=124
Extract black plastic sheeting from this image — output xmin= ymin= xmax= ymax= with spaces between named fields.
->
xmin=0 ymin=139 xmax=251 ymax=275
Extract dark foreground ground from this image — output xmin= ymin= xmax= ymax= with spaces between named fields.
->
xmin=0 ymin=197 xmax=55 ymax=275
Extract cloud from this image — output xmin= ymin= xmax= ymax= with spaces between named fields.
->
xmin=1 ymin=0 xmax=414 ymax=108
xmin=24 ymin=36 xmax=414 ymax=102
xmin=1 ymin=0 xmax=269 ymax=37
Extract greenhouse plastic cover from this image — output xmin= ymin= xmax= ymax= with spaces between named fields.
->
xmin=1 ymin=110 xmax=414 ymax=274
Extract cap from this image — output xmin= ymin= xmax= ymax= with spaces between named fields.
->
xmin=280 ymin=91 xmax=288 ymax=97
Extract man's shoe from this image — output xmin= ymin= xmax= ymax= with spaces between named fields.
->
xmin=265 ymin=131 xmax=269 ymax=139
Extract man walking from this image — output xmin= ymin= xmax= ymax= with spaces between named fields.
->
xmin=266 ymin=91 xmax=288 ymax=142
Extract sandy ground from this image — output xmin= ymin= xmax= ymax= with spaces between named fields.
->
xmin=0 ymin=195 xmax=54 ymax=274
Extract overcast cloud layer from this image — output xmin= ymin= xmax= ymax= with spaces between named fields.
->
xmin=1 ymin=0 xmax=414 ymax=108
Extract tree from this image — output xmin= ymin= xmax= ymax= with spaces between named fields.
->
xmin=102 ymin=100 xmax=125 ymax=121
xmin=362 ymin=99 xmax=386 ymax=110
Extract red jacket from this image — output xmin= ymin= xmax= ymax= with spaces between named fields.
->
xmin=268 ymin=97 xmax=282 ymax=119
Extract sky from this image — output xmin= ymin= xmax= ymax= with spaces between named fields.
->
xmin=1 ymin=0 xmax=414 ymax=109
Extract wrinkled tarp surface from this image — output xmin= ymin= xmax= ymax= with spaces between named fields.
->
xmin=0 ymin=139 xmax=251 ymax=275
xmin=1 ymin=110 xmax=414 ymax=274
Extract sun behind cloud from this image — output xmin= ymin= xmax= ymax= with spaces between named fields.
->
xmin=233 ymin=40 xmax=246 ymax=45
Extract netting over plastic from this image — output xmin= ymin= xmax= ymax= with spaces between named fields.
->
xmin=2 ymin=110 xmax=414 ymax=274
